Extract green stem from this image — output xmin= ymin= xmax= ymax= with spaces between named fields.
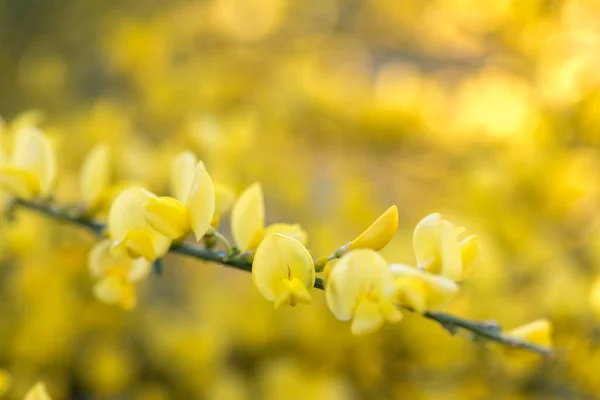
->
xmin=11 ymin=197 xmax=552 ymax=357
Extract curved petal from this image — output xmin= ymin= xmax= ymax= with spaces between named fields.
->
xmin=413 ymin=213 xmax=442 ymax=270
xmin=231 ymin=183 xmax=265 ymax=251
xmin=350 ymin=205 xmax=398 ymax=251
xmin=185 ymin=162 xmax=216 ymax=241
xmin=80 ymin=143 xmax=111 ymax=211
xmin=171 ymin=151 xmax=197 ymax=202
xmin=93 ymin=275 xmax=136 ymax=310
xmin=440 ymin=220 xmax=462 ymax=280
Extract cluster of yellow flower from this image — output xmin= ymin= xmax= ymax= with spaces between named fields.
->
xmin=0 ymin=117 xmax=552 ymax=348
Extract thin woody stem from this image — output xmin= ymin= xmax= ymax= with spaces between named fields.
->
xmin=10 ymin=197 xmax=552 ymax=357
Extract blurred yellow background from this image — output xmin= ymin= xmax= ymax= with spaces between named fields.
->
xmin=1 ymin=0 xmax=600 ymax=398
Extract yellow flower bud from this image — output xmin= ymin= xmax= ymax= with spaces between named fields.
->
xmin=252 ymin=233 xmax=315 ymax=309
xmin=413 ymin=213 xmax=479 ymax=281
xmin=231 ymin=183 xmax=265 ymax=251
xmin=144 ymin=196 xmax=190 ymax=239
xmin=326 ymin=249 xmax=402 ymax=335
xmin=350 ymin=205 xmax=398 ymax=251
xmin=24 ymin=382 xmax=52 ymax=400
xmin=264 ymin=223 xmax=308 ymax=246
xmin=505 ymin=319 xmax=552 ymax=349
xmin=89 ymin=239 xmax=151 ymax=309
xmin=0 ymin=369 xmax=11 ymax=397
xmin=108 ymin=187 xmax=172 ymax=261
xmin=80 ymin=143 xmax=111 ymax=212
xmin=390 ymin=263 xmax=459 ymax=313
xmin=171 ymin=151 xmax=197 ymax=203
xmin=0 ymin=127 xmax=56 ymax=198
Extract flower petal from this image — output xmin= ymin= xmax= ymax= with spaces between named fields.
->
xmin=265 ymin=223 xmax=308 ymax=246
xmin=144 ymin=196 xmax=190 ymax=239
xmin=231 ymin=183 xmax=265 ymax=251
xmin=350 ymin=205 xmax=398 ymax=251
xmin=185 ymin=162 xmax=216 ymax=241
xmin=24 ymin=382 xmax=52 ymax=400
xmin=171 ymin=151 xmax=198 ymax=202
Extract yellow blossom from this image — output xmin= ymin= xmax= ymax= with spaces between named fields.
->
xmin=23 ymin=382 xmax=52 ymax=400
xmin=390 ymin=263 xmax=459 ymax=313
xmin=350 ymin=205 xmax=398 ymax=251
xmin=252 ymin=233 xmax=315 ymax=309
xmin=326 ymin=249 xmax=402 ymax=335
xmin=80 ymin=143 xmax=111 ymax=212
xmin=108 ymin=187 xmax=172 ymax=261
xmin=144 ymin=161 xmax=215 ymax=240
xmin=170 ymin=151 xmax=197 ymax=203
xmin=0 ymin=127 xmax=56 ymax=199
xmin=89 ymin=239 xmax=151 ymax=309
xmin=231 ymin=183 xmax=307 ymax=251
xmin=413 ymin=213 xmax=481 ymax=281
xmin=0 ymin=369 xmax=11 ymax=397
xmin=505 ymin=319 xmax=553 ymax=349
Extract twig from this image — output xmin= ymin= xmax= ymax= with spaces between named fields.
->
xmin=10 ymin=197 xmax=552 ymax=356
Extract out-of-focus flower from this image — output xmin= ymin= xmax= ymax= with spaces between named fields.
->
xmin=0 ymin=369 xmax=11 ymax=397
xmin=0 ymin=127 xmax=56 ymax=199
xmin=80 ymin=143 xmax=111 ymax=213
xmin=326 ymin=249 xmax=402 ymax=335
xmin=89 ymin=239 xmax=151 ymax=309
xmin=413 ymin=213 xmax=481 ymax=281
xmin=108 ymin=187 xmax=172 ymax=261
xmin=590 ymin=277 xmax=600 ymax=320
xmin=390 ymin=263 xmax=459 ymax=313
xmin=231 ymin=183 xmax=307 ymax=252
xmin=505 ymin=319 xmax=553 ymax=350
xmin=23 ymin=382 xmax=52 ymax=400
xmin=252 ymin=233 xmax=315 ymax=309
xmin=350 ymin=205 xmax=398 ymax=251
xmin=144 ymin=153 xmax=215 ymax=240
xmin=212 ymin=182 xmax=236 ymax=227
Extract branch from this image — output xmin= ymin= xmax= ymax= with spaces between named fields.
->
xmin=10 ymin=198 xmax=552 ymax=357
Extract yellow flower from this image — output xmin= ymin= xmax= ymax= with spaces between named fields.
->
xmin=80 ymin=143 xmax=111 ymax=212
xmin=108 ymin=187 xmax=172 ymax=261
xmin=144 ymin=161 xmax=215 ymax=241
xmin=231 ymin=183 xmax=308 ymax=251
xmin=252 ymin=233 xmax=315 ymax=309
xmin=89 ymin=239 xmax=151 ymax=309
xmin=0 ymin=127 xmax=56 ymax=199
xmin=413 ymin=213 xmax=481 ymax=281
xmin=170 ymin=151 xmax=234 ymax=228
xmin=0 ymin=369 xmax=11 ymax=397
xmin=326 ymin=249 xmax=402 ymax=335
xmin=23 ymin=382 xmax=52 ymax=400
xmin=390 ymin=263 xmax=459 ymax=313
xmin=505 ymin=319 xmax=553 ymax=349
xmin=350 ymin=205 xmax=398 ymax=251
